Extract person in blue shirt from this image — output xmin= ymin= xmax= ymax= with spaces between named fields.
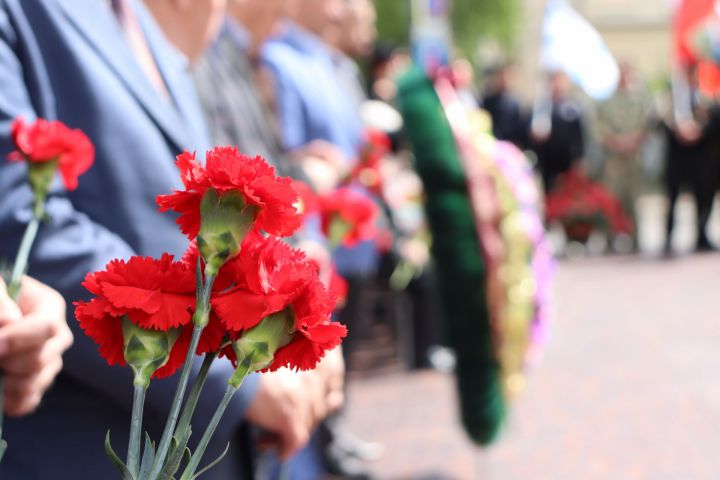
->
xmin=261 ymin=2 xmax=382 ymax=479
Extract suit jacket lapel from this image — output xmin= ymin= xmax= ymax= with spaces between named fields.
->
xmin=133 ymin=0 xmax=211 ymax=151
xmin=56 ymin=0 xmax=191 ymax=152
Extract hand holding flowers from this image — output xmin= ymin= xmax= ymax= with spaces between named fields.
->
xmin=76 ymin=146 xmax=346 ymax=479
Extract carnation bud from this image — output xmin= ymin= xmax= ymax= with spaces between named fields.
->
xmin=122 ymin=317 xmax=181 ymax=387
xmin=327 ymin=215 xmax=352 ymax=248
xmin=228 ymin=309 xmax=295 ymax=388
xmin=198 ymin=189 xmax=259 ymax=276
xmin=27 ymin=159 xmax=59 ymax=217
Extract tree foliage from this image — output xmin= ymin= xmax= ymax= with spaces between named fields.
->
xmin=373 ymin=0 xmax=520 ymax=58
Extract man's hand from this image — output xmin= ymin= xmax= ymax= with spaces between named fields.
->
xmin=292 ymin=139 xmax=351 ymax=194
xmin=0 ymin=276 xmax=73 ymax=416
xmin=244 ymin=347 xmax=345 ymax=459
xmin=310 ymin=347 xmax=345 ymax=414
xmin=676 ymin=119 xmax=702 ymax=144
xmin=244 ymin=369 xmax=314 ymax=459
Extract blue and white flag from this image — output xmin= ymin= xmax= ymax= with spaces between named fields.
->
xmin=540 ymin=0 xmax=619 ymax=99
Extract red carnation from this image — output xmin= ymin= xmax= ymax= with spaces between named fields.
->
xmin=74 ymin=254 xmax=222 ymax=378
xmin=292 ymin=180 xmax=319 ymax=220
xmin=212 ymin=236 xmax=346 ymax=371
xmin=9 ymin=117 xmax=94 ymax=190
xmin=351 ymin=129 xmax=390 ymax=194
xmin=319 ymin=187 xmax=378 ymax=247
xmin=156 ymin=148 xmax=301 ymax=240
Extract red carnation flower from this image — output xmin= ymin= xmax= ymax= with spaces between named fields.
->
xmin=9 ymin=117 xmax=94 ymax=190
xmin=319 ymin=187 xmax=378 ymax=247
xmin=308 ymin=257 xmax=348 ymax=310
xmin=212 ymin=236 xmax=346 ymax=371
xmin=74 ymin=254 xmax=222 ymax=378
xmin=292 ymin=180 xmax=319 ymax=220
xmin=156 ymin=147 xmax=302 ymax=240
xmin=350 ymin=129 xmax=391 ymax=194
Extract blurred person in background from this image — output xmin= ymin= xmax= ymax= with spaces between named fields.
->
xmin=530 ymin=70 xmax=586 ymax=194
xmin=330 ymin=0 xmax=377 ymax=109
xmin=481 ymin=62 xmax=529 ymax=149
xmin=661 ymin=68 xmax=720 ymax=254
xmin=596 ymin=62 xmax=653 ymax=250
xmin=367 ymin=42 xmax=412 ymax=102
xmin=262 ymin=0 xmax=382 ymax=478
xmin=0 ymin=277 xmax=73 ymax=417
xmin=190 ymin=1 xmax=347 ymax=477
xmin=193 ymin=0 xmax=292 ymax=173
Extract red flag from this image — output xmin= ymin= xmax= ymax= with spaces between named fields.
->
xmin=674 ymin=0 xmax=720 ymax=96
xmin=674 ymin=0 xmax=716 ymax=65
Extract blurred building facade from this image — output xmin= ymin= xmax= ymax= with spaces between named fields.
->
xmin=570 ymin=0 xmax=672 ymax=82
xmin=516 ymin=0 xmax=672 ymax=100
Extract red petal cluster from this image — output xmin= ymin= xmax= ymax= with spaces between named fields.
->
xmin=350 ymin=129 xmax=390 ymax=194
xmin=212 ymin=236 xmax=346 ymax=371
xmin=545 ymin=170 xmax=633 ymax=235
xmin=156 ymin=147 xmax=301 ymax=239
xmin=292 ymin=180 xmax=319 ymax=220
xmin=74 ymin=254 xmax=221 ymax=378
xmin=319 ymin=187 xmax=379 ymax=246
xmin=9 ymin=117 xmax=95 ymax=190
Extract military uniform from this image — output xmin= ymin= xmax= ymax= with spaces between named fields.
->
xmin=596 ymin=86 xmax=653 ymax=234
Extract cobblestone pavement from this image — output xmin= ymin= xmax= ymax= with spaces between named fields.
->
xmin=345 ymin=196 xmax=720 ymax=480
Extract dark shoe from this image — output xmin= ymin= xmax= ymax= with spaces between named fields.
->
xmin=662 ymin=241 xmax=675 ymax=259
xmin=696 ymin=235 xmax=717 ymax=253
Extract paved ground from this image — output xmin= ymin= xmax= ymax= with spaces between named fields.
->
xmin=345 ymin=195 xmax=720 ymax=480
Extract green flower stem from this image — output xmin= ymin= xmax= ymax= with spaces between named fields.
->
xmin=178 ymin=374 xmax=247 ymax=480
xmin=7 ymin=213 xmax=41 ymax=301
xmin=147 ymin=269 xmax=216 ymax=479
xmin=147 ymin=324 xmax=204 ymax=480
xmin=127 ymin=383 xmax=147 ymax=478
xmin=173 ymin=351 xmax=217 ymax=442
xmin=1 ymin=206 xmax=44 ymax=459
xmin=192 ymin=273 xmax=216 ymax=328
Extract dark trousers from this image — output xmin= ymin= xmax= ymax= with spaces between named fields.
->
xmin=665 ymin=142 xmax=719 ymax=246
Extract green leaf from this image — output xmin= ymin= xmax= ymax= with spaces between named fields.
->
xmin=157 ymin=427 xmax=192 ymax=480
xmin=192 ymin=443 xmax=230 ymax=479
xmin=104 ymin=430 xmax=135 ymax=480
xmin=138 ymin=432 xmax=155 ymax=480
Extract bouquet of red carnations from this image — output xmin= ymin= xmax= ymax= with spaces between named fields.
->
xmin=545 ymin=169 xmax=633 ymax=242
xmin=72 ymin=147 xmax=347 ymax=480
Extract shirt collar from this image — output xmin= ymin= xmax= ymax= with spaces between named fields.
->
xmin=281 ymin=21 xmax=329 ymax=57
xmin=223 ymin=18 xmax=252 ymax=52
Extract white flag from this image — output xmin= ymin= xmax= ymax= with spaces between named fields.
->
xmin=540 ymin=0 xmax=620 ymax=99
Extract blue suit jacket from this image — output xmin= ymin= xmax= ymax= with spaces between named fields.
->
xmin=0 ymin=0 xmax=259 ymax=477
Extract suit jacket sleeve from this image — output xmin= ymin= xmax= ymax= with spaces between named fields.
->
xmin=0 ymin=2 xmax=259 ymax=442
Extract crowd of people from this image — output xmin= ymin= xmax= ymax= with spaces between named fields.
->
xmin=1 ymin=0 xmax=717 ymax=479
xmin=483 ymin=61 xmax=720 ymax=255
xmin=0 ymin=0 xmax=417 ymax=478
